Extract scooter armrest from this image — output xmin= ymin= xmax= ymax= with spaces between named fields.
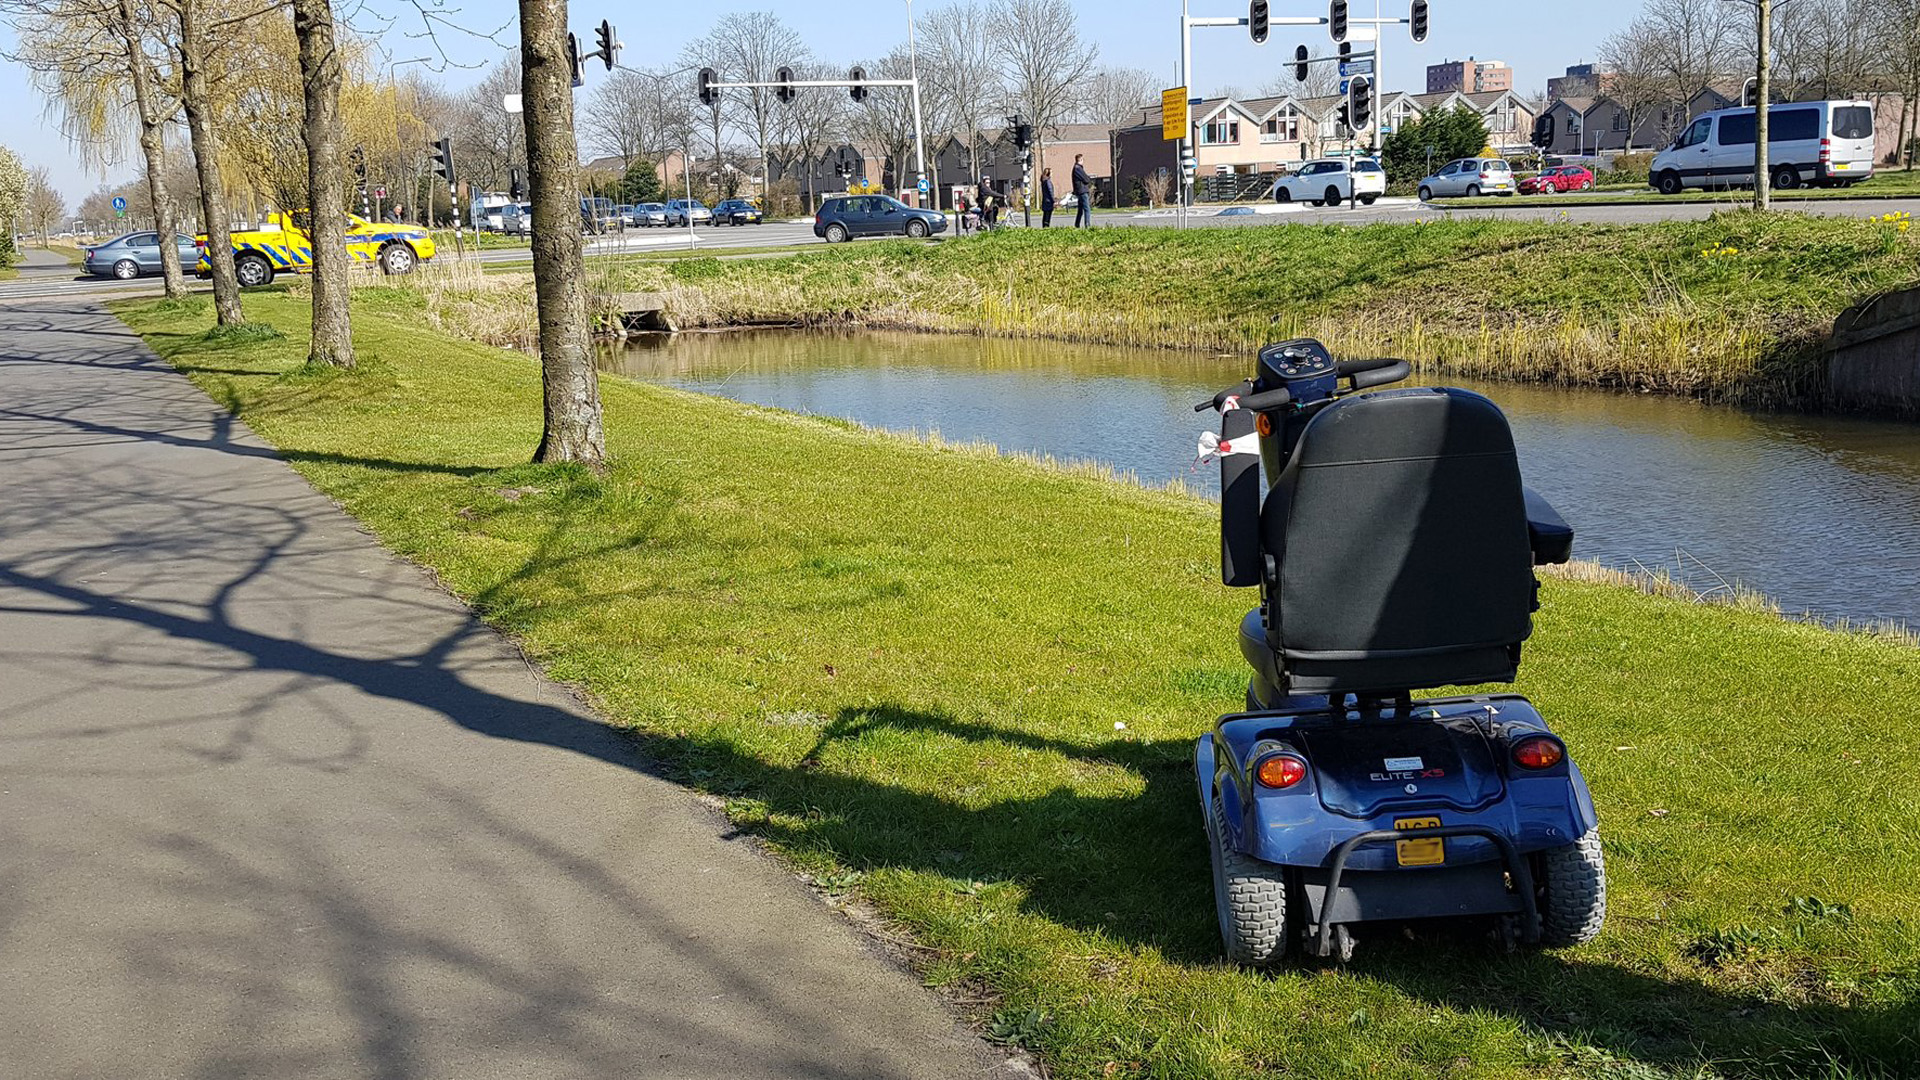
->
xmin=1524 ymin=488 xmax=1574 ymax=566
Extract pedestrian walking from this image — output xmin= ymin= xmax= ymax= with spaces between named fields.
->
xmin=1040 ymin=168 xmax=1055 ymax=228
xmin=979 ymin=176 xmax=999 ymax=230
xmin=1072 ymin=154 xmax=1092 ymax=229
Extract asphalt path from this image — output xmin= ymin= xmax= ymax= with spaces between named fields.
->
xmin=14 ymin=192 xmax=1918 ymax=305
xmin=0 ymin=301 xmax=1005 ymax=1080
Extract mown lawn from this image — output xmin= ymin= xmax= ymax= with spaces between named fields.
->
xmin=383 ymin=210 xmax=1920 ymax=408
xmin=119 ymin=293 xmax=1918 ymax=1079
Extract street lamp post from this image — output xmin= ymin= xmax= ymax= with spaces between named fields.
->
xmin=905 ymin=0 xmax=930 ymax=206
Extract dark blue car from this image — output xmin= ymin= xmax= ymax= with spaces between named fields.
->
xmin=83 ymin=231 xmax=202 ymax=280
xmin=813 ymin=195 xmax=947 ymax=243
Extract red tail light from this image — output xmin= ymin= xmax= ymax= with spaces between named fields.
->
xmin=1820 ymin=137 xmax=1832 ymax=163
xmin=1255 ymin=752 xmax=1308 ymax=789
xmin=1480 ymin=171 xmax=1491 ymax=179
xmin=1511 ymin=736 xmax=1565 ymax=770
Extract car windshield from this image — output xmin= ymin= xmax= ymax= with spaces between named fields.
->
xmin=1353 ymin=159 xmax=1381 ymax=172
xmin=1487 ymin=161 xmax=1510 ymax=172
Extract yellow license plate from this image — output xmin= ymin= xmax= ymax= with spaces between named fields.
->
xmin=1394 ymin=817 xmax=1444 ymax=866
xmin=1832 ymin=163 xmax=1850 ymax=171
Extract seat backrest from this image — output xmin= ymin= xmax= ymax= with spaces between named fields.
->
xmin=1262 ymin=387 xmax=1535 ymax=692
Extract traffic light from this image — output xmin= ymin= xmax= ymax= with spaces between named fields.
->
xmin=776 ymin=65 xmax=795 ymax=104
xmin=1294 ymin=45 xmax=1310 ymax=83
xmin=429 ymin=137 xmax=455 ymax=184
xmin=593 ymin=20 xmax=617 ymax=71
xmin=350 ymin=145 xmax=367 ymax=183
xmin=1012 ymin=119 xmax=1032 ymax=151
xmin=1743 ymin=80 xmax=1759 ymax=106
xmin=566 ymin=34 xmax=584 ymax=88
xmin=1329 ymin=0 xmax=1347 ymax=43
xmin=1410 ymin=0 xmax=1429 ymax=43
xmin=1248 ymin=0 xmax=1268 ymax=44
xmin=1338 ymin=40 xmax=1351 ymax=64
xmin=1531 ymin=114 xmax=1554 ymax=149
xmin=848 ymin=65 xmax=867 ymax=102
xmin=509 ymin=166 xmax=526 ymax=202
xmin=698 ymin=67 xmax=717 ymax=107
xmin=1347 ymin=75 xmax=1371 ymax=130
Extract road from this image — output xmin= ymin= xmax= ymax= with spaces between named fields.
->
xmin=13 ymin=192 xmax=1918 ymax=304
xmin=0 ymin=301 xmax=1004 ymax=1079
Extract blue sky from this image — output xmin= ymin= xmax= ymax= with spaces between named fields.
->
xmin=2 ymin=0 xmax=1624 ymax=200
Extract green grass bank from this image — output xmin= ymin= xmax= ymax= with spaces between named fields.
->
xmin=385 ymin=211 xmax=1920 ymax=410
xmin=117 ymin=293 xmax=1918 ymax=1079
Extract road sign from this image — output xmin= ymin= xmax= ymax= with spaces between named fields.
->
xmin=373 ymin=187 xmax=387 ymax=199
xmin=1340 ymin=78 xmax=1349 ymax=94
xmin=1339 ymin=59 xmax=1373 ymax=77
xmin=112 ymin=196 xmax=126 ymax=211
xmin=918 ymin=176 xmax=929 ymax=194
xmin=1162 ymin=86 xmax=1188 ymax=141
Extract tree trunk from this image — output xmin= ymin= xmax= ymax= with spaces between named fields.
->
xmin=117 ymin=0 xmax=185 ymax=300
xmin=1754 ymin=0 xmax=1772 ymax=211
xmin=519 ymin=0 xmax=606 ymax=468
xmin=293 ymin=0 xmax=354 ymax=368
xmin=177 ymin=0 xmax=244 ymax=325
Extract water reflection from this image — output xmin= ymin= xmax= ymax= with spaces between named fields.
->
xmin=601 ymin=329 xmax=1920 ymax=626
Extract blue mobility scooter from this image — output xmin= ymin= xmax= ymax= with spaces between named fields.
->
xmin=1193 ymin=340 xmax=1606 ymax=963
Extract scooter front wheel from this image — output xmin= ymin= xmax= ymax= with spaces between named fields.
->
xmin=1208 ymin=791 xmax=1293 ymax=965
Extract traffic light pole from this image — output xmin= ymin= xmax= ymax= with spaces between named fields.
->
xmin=1180 ymin=6 xmax=1327 ymax=216
xmin=711 ymin=77 xmax=928 ymax=206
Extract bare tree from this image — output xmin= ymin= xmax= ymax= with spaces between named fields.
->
xmin=919 ymin=1 xmax=1002 ymax=182
xmin=775 ymin=59 xmax=848 ymax=210
xmin=519 ymin=0 xmax=604 ymax=467
xmin=581 ymin=67 xmax=660 ymax=166
xmin=170 ymin=0 xmax=273 ymax=326
xmin=1081 ymin=66 xmax=1156 ymax=126
xmin=705 ymin=11 xmax=806 ymax=197
xmin=1599 ymin=22 xmax=1671 ymax=144
xmin=291 ymin=0 xmax=350 ymax=366
xmin=23 ymin=165 xmax=66 ymax=240
xmin=851 ymin=46 xmax=919 ymax=191
xmin=991 ymin=0 xmax=1097 ymax=166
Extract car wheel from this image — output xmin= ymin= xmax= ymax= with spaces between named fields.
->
xmin=1772 ymin=165 xmax=1800 ymax=190
xmin=1325 ymin=186 xmax=1343 ymax=207
xmin=825 ymin=223 xmax=849 ymax=244
xmin=1656 ymin=171 xmax=1684 ymax=195
xmin=234 ymin=253 xmax=273 ymax=287
xmin=906 ymin=218 xmax=929 ymax=238
xmin=112 ymin=259 xmax=140 ymax=280
xmin=1580 ymin=179 xmax=1593 ymax=191
xmin=1418 ymin=186 xmax=1433 ymax=201
xmin=1466 ymin=184 xmax=1481 ymax=198
xmin=1359 ymin=194 xmax=1377 ymax=205
xmin=378 ymin=243 xmax=415 ymax=276
xmin=1534 ymin=831 xmax=1607 ymax=947
xmin=1275 ymin=189 xmax=1292 ymax=203
xmin=1208 ymin=791 xmax=1292 ymax=966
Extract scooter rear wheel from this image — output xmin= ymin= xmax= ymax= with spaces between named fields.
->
xmin=1208 ymin=791 xmax=1293 ymax=966
xmin=1535 ymin=830 xmax=1607 ymax=946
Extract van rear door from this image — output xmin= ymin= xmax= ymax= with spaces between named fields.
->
xmin=1826 ymin=102 xmax=1875 ymax=178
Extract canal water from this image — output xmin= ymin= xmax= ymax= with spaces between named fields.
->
xmin=601 ymin=329 xmax=1920 ymax=628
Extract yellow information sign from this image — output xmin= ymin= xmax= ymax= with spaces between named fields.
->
xmin=1162 ymin=86 xmax=1189 ymax=142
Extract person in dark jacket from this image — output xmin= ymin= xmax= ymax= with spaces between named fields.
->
xmin=1040 ymin=168 xmax=1056 ymax=228
xmin=1072 ymin=154 xmax=1092 ymax=228
xmin=979 ymin=176 xmax=998 ymax=229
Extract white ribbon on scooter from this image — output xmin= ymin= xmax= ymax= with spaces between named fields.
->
xmin=1196 ymin=427 xmax=1260 ymax=468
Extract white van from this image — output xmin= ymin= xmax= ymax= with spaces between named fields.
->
xmin=1651 ymin=100 xmax=1875 ymax=194
xmin=468 ymin=190 xmax=513 ymax=232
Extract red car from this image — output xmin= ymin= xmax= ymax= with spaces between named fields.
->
xmin=1518 ymin=165 xmax=1595 ymax=194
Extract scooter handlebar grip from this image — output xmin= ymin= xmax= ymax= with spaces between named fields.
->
xmin=1348 ymin=360 xmax=1412 ymax=390
xmin=1238 ymin=387 xmax=1293 ymax=411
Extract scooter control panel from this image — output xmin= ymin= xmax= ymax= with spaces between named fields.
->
xmin=1258 ymin=338 xmax=1335 ymax=381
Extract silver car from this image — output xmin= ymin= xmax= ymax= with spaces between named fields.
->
xmin=499 ymin=202 xmax=534 ymax=236
xmin=1417 ymin=158 xmax=1517 ymax=200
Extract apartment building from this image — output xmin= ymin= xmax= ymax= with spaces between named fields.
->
xmin=1427 ymin=57 xmax=1512 ymax=95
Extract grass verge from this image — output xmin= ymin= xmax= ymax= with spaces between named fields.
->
xmin=369 ymin=211 xmax=1920 ymax=409
xmin=116 ymin=292 xmax=1919 ymax=1079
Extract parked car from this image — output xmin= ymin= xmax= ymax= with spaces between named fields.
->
xmin=1417 ymin=158 xmax=1517 ymax=200
xmin=621 ymin=203 xmax=664 ymax=227
xmin=1518 ymin=164 xmax=1595 ymax=195
xmin=82 ymin=231 xmax=202 ymax=280
xmin=1272 ymin=158 xmax=1386 ymax=206
xmin=499 ymin=202 xmax=534 ymax=236
xmin=813 ymin=195 xmax=947 ymax=242
xmin=664 ymin=198 xmax=715 ymax=226
xmin=713 ymin=198 xmax=763 ymax=225
xmin=1650 ymin=100 xmax=1874 ymax=194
